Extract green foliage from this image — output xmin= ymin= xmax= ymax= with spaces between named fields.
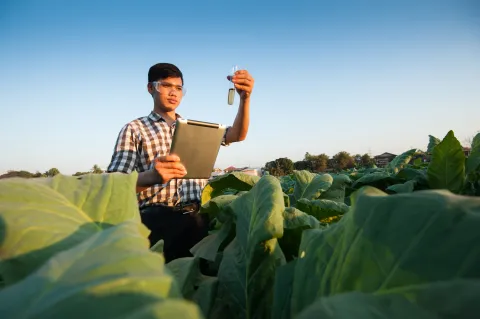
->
xmin=201 ymin=172 xmax=260 ymax=205
xmin=387 ymin=148 xmax=417 ymax=174
xmin=191 ymin=169 xmax=480 ymax=319
xmin=427 ymin=130 xmax=466 ymax=193
xmin=1 ymin=129 xmax=479 ymax=319
xmin=427 ymin=135 xmax=441 ymax=153
xmin=290 ymin=170 xmax=333 ymax=206
xmin=466 ymin=133 xmax=480 ymax=176
xmin=0 ymin=173 xmax=203 ymax=318
xmin=289 ymin=186 xmax=480 ymax=318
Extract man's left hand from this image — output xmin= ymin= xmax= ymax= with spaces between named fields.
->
xmin=227 ymin=70 xmax=255 ymax=100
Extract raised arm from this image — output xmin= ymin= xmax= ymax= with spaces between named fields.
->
xmin=225 ymin=69 xmax=254 ymax=145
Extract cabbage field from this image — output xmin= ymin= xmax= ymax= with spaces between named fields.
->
xmin=0 ymin=130 xmax=479 ymax=319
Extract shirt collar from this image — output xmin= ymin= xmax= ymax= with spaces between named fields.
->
xmin=148 ymin=110 xmax=183 ymax=122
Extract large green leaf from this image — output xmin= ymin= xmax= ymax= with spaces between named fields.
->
xmin=361 ymin=168 xmax=385 ymax=174
xmin=427 ymin=135 xmax=440 ymax=153
xmin=199 ymin=194 xmax=238 ymax=223
xmin=427 ymin=130 xmax=466 ymax=193
xmin=0 ymin=173 xmax=146 ymax=286
xmin=279 ymin=207 xmax=322 ymax=261
xmin=351 ymin=172 xmax=397 ymax=190
xmin=296 ymin=279 xmax=480 ymax=319
xmin=151 ymin=239 xmax=165 ymax=253
xmin=164 ymin=256 xmax=221 ymax=318
xmin=272 ymin=260 xmax=297 ymax=319
xmin=213 ymin=175 xmax=286 ymax=319
xmin=282 ymin=207 xmax=321 ymax=230
xmin=346 ymin=171 xmax=364 ymax=182
xmin=387 ymin=149 xmax=417 ymax=174
xmin=296 ymin=199 xmax=349 ymax=222
xmin=189 ymin=219 xmax=234 ymax=262
xmin=279 ymin=175 xmax=296 ymax=194
xmin=413 ymin=157 xmax=423 ymax=166
xmin=165 ymin=257 xmax=201 ymax=299
xmin=466 ymin=133 xmax=480 ymax=176
xmin=396 ymin=167 xmax=427 ymax=184
xmin=290 ymin=186 xmax=480 ymax=317
xmin=292 ymin=171 xmax=333 ymax=206
xmin=201 ymin=172 xmax=260 ymax=205
xmin=318 ymin=174 xmax=352 ymax=203
xmin=386 ymin=180 xmax=416 ymax=194
xmin=192 ymin=276 xmax=219 ymax=318
xmin=0 ymin=221 xmax=203 ymax=319
xmin=40 ymin=173 xmax=142 ymax=225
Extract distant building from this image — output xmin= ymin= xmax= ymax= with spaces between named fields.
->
xmin=210 ymin=171 xmax=225 ymax=179
xmin=224 ymin=166 xmax=238 ymax=173
xmin=217 ymin=166 xmax=263 ymax=177
xmin=374 ymin=152 xmax=397 ymax=167
xmin=223 ymin=166 xmax=250 ymax=173
xmin=240 ymin=168 xmax=262 ymax=176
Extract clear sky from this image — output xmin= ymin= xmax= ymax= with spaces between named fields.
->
xmin=1 ymin=0 xmax=479 ymax=175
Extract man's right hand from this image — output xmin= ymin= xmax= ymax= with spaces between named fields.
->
xmin=154 ymin=154 xmax=187 ymax=185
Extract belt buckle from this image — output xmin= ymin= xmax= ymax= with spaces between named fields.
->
xmin=179 ymin=201 xmax=199 ymax=214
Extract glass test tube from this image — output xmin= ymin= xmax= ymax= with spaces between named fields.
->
xmin=228 ymin=65 xmax=238 ymax=105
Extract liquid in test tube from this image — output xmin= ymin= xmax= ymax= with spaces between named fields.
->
xmin=228 ymin=65 xmax=238 ymax=105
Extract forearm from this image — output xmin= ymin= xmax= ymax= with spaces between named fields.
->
xmin=227 ymin=97 xmax=250 ymax=143
xmin=136 ymin=169 xmax=162 ymax=193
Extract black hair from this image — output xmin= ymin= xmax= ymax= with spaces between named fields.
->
xmin=148 ymin=63 xmax=184 ymax=84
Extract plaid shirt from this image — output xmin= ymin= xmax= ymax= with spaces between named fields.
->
xmin=107 ymin=111 xmax=229 ymax=208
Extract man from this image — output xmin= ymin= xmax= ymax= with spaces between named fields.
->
xmin=107 ymin=62 xmax=254 ymax=262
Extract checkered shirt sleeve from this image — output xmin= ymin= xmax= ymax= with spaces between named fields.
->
xmin=107 ymin=123 xmax=139 ymax=174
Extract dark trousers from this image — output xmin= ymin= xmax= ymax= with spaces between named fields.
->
xmin=140 ymin=205 xmax=210 ymax=263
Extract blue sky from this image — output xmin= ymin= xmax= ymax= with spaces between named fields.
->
xmin=1 ymin=0 xmax=479 ymax=174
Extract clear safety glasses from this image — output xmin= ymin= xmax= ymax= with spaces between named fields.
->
xmin=152 ymin=81 xmax=187 ymax=96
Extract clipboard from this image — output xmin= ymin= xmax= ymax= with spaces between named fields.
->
xmin=169 ymin=118 xmax=227 ymax=179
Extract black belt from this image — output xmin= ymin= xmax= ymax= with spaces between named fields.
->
xmin=141 ymin=200 xmax=200 ymax=214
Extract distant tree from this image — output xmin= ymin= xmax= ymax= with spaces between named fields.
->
xmin=264 ymin=158 xmax=294 ymax=176
xmin=91 ymin=164 xmax=104 ymax=174
xmin=45 ymin=168 xmax=60 ymax=177
xmin=354 ymin=154 xmax=362 ymax=166
xmin=304 ymin=152 xmax=314 ymax=161
xmin=327 ymin=158 xmax=335 ymax=170
xmin=33 ymin=171 xmax=46 ymax=178
xmin=312 ymin=154 xmax=329 ymax=172
xmin=0 ymin=170 xmax=34 ymax=179
xmin=360 ymin=153 xmax=375 ymax=168
xmin=294 ymin=160 xmax=313 ymax=171
xmin=303 ymin=153 xmax=329 ymax=172
xmin=332 ymin=151 xmax=355 ymax=171
xmin=17 ymin=170 xmax=34 ymax=178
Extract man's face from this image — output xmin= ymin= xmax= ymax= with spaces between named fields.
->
xmin=148 ymin=76 xmax=185 ymax=111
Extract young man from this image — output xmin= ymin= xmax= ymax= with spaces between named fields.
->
xmin=107 ymin=63 xmax=254 ymax=262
